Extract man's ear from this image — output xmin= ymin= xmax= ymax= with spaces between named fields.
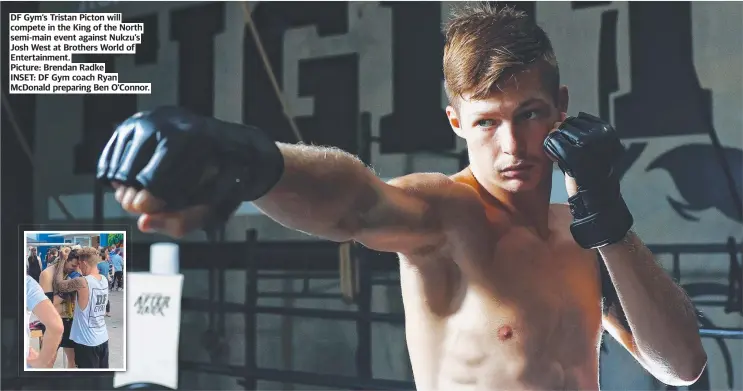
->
xmin=557 ymin=85 xmax=569 ymax=114
xmin=446 ymin=105 xmax=465 ymax=139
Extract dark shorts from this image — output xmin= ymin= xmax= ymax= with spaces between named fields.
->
xmin=74 ymin=340 xmax=109 ymax=368
xmin=59 ymin=318 xmax=75 ymax=348
xmin=40 ymin=317 xmax=75 ymax=349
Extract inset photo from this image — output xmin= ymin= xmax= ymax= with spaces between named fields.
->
xmin=24 ymin=231 xmax=126 ymax=371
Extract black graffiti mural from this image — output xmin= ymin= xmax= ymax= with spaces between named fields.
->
xmin=74 ymin=3 xmax=227 ymax=175
xmin=608 ymin=2 xmax=742 ymax=223
xmin=614 ymin=3 xmax=710 ymax=139
xmin=379 ymin=2 xmax=452 ymax=153
xmin=647 ymin=144 xmax=743 ymax=223
xmin=73 ymin=13 xmax=157 ymax=174
xmin=172 ymin=2 xmax=224 ymax=117
xmin=62 ymin=1 xmax=743 ymax=222
xmin=243 ymin=2 xmax=360 ymax=154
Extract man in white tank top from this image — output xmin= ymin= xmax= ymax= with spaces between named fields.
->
xmin=53 ymin=247 xmax=110 ymax=368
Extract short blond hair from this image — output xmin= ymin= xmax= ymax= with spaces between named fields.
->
xmin=443 ymin=3 xmax=559 ymax=108
xmin=70 ymin=247 xmax=101 ymax=267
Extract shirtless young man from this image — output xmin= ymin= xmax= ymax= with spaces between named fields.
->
xmin=38 ymin=247 xmax=79 ymax=367
xmin=97 ymin=5 xmax=706 ymax=390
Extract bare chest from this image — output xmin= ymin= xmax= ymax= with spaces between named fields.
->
xmin=453 ymin=234 xmax=601 ymax=350
xmin=400 ymin=229 xmax=604 ymax=389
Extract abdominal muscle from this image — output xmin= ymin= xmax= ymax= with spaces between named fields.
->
xmin=401 ymin=262 xmax=602 ymax=391
xmin=406 ymin=310 xmax=600 ymax=391
xmin=435 ymin=328 xmax=597 ymax=391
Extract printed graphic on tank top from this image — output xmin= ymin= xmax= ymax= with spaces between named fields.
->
xmin=89 ymin=287 xmax=108 ymax=327
xmin=70 ymin=275 xmax=109 ymax=347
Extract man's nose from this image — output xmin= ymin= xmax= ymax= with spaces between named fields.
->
xmin=497 ymin=123 xmax=526 ymax=157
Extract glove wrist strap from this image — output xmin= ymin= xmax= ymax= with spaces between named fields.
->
xmin=201 ymin=121 xmax=285 ymax=231
xmin=568 ymin=176 xmax=633 ymax=249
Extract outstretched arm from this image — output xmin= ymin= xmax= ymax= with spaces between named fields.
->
xmin=254 ymin=143 xmax=463 ymax=254
xmin=600 ymin=232 xmax=706 ymax=386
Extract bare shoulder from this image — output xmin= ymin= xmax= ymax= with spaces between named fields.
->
xmin=550 ymin=203 xmax=580 ymax=244
xmin=387 ymin=172 xmax=454 ymax=188
xmin=550 ymin=203 xmax=598 ymax=259
xmin=550 ymin=203 xmax=572 ymax=220
xmin=387 ymin=172 xmax=479 ymax=205
xmin=38 ymin=267 xmax=53 ymax=285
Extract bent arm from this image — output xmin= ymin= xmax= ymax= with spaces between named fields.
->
xmin=31 ymin=300 xmax=63 ymax=367
xmin=254 ymin=143 xmax=458 ymax=254
xmin=600 ymin=232 xmax=706 ymax=386
xmin=55 ymin=277 xmax=87 ymax=293
xmin=53 ymin=263 xmax=87 ymax=293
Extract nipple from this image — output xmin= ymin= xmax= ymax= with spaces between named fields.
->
xmin=497 ymin=325 xmax=514 ymax=341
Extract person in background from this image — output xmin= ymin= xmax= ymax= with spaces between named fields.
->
xmin=110 ymin=248 xmax=124 ymax=291
xmin=27 ymin=247 xmax=42 ymax=283
xmin=45 ymin=248 xmax=59 ymax=269
xmin=26 ymin=275 xmax=63 ymax=368
xmin=97 ymin=249 xmax=112 ymax=317
xmin=39 ymin=249 xmax=81 ymax=368
xmin=56 ymin=256 xmax=82 ymax=368
xmin=108 ymin=253 xmax=115 ymax=289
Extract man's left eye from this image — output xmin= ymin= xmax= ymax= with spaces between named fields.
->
xmin=522 ymin=111 xmax=539 ymax=120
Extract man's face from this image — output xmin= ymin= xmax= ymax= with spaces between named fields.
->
xmin=64 ymin=258 xmax=79 ymax=273
xmin=446 ymin=67 xmax=568 ymax=193
xmin=78 ymin=261 xmax=91 ymax=276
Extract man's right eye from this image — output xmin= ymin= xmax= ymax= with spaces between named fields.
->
xmin=477 ymin=119 xmax=495 ymax=128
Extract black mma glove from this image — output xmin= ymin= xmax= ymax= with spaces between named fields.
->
xmin=543 ymin=112 xmax=633 ymax=249
xmin=96 ymin=106 xmax=284 ymax=231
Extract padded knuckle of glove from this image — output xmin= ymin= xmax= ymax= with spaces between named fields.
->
xmin=543 ymin=112 xmax=633 ymax=249
xmin=96 ymin=106 xmax=285 ymax=229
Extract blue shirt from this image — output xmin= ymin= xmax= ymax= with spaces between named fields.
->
xmin=110 ymin=254 xmax=124 ymax=272
xmin=26 ymin=275 xmax=47 ymax=312
xmin=97 ymin=262 xmax=109 ymax=277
